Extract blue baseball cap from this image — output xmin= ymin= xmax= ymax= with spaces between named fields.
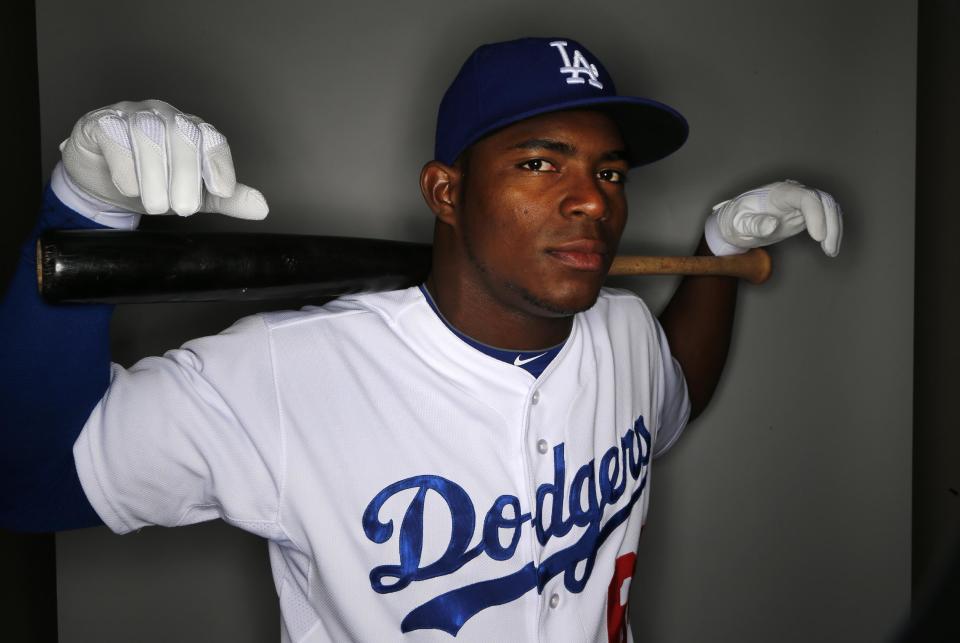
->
xmin=434 ymin=37 xmax=689 ymax=167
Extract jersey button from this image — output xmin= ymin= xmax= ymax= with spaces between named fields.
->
xmin=549 ymin=593 xmax=560 ymax=608
xmin=536 ymin=439 xmax=549 ymax=454
xmin=531 ymin=390 xmax=540 ymax=405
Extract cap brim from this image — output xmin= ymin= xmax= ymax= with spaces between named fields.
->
xmin=465 ymin=95 xmax=689 ymax=167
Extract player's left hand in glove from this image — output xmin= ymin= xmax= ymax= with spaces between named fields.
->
xmin=704 ymin=180 xmax=842 ymax=257
xmin=53 ymin=99 xmax=269 ymax=229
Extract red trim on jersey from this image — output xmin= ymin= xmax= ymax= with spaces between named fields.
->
xmin=606 ymin=552 xmax=637 ymax=643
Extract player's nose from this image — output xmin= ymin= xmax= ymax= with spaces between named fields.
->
xmin=560 ymin=170 xmax=608 ymax=221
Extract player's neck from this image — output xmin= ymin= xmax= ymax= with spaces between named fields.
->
xmin=424 ymin=275 xmax=573 ymax=350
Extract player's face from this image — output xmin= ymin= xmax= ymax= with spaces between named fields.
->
xmin=456 ymin=109 xmax=629 ymax=317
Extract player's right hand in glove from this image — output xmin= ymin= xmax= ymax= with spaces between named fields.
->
xmin=52 ymin=99 xmax=269 ymax=229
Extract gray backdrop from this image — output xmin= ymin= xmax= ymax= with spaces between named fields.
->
xmin=37 ymin=1 xmax=916 ymax=641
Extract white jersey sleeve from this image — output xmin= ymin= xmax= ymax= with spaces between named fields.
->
xmin=651 ymin=319 xmax=690 ymax=458
xmin=73 ymin=314 xmax=286 ymax=538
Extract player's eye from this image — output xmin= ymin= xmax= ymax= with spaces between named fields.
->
xmin=518 ymin=158 xmax=557 ymax=172
xmin=598 ymin=168 xmax=627 ymax=184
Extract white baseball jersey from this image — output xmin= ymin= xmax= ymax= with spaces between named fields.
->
xmin=74 ymin=285 xmax=689 ymax=642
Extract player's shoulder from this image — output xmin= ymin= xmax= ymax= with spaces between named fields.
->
xmin=594 ymin=286 xmax=647 ymax=303
xmin=257 ymin=286 xmax=424 ymax=332
xmin=578 ymin=287 xmax=662 ymax=346
xmin=587 ymin=286 xmax=656 ymax=321
xmin=172 ymin=290 xmax=423 ymax=365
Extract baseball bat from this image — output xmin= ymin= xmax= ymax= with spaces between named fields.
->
xmin=36 ymin=230 xmax=771 ymax=304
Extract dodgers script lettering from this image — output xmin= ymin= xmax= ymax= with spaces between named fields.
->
xmin=361 ymin=416 xmax=651 ymax=635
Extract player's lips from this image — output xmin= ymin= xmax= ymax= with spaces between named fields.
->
xmin=546 ymin=240 xmax=608 ymax=271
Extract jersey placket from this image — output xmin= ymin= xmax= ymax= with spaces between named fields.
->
xmin=519 ymin=347 xmax=588 ymax=641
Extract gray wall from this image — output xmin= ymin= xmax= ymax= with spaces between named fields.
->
xmin=36 ymin=1 xmax=916 ymax=641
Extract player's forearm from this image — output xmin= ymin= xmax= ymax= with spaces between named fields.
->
xmin=658 ymin=236 xmax=738 ymax=420
xmin=0 ymin=186 xmax=108 ymax=531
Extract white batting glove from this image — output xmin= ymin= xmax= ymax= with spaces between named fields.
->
xmin=704 ymin=180 xmax=842 ymax=257
xmin=54 ymin=99 xmax=269 ymax=229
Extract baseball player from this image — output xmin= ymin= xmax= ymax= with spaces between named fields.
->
xmin=0 ymin=38 xmax=841 ymax=642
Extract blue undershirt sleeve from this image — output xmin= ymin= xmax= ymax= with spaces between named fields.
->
xmin=0 ymin=185 xmax=112 ymax=532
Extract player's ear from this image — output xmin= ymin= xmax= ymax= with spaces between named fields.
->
xmin=420 ymin=160 xmax=463 ymax=226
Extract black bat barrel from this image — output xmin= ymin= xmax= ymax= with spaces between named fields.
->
xmin=38 ymin=230 xmax=433 ymax=303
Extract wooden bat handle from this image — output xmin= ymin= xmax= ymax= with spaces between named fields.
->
xmin=610 ymin=248 xmax=772 ymax=284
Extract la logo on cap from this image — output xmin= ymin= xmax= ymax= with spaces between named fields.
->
xmin=549 ymin=40 xmax=603 ymax=89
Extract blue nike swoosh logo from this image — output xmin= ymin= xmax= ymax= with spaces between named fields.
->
xmin=513 ymin=353 xmax=546 ymax=367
